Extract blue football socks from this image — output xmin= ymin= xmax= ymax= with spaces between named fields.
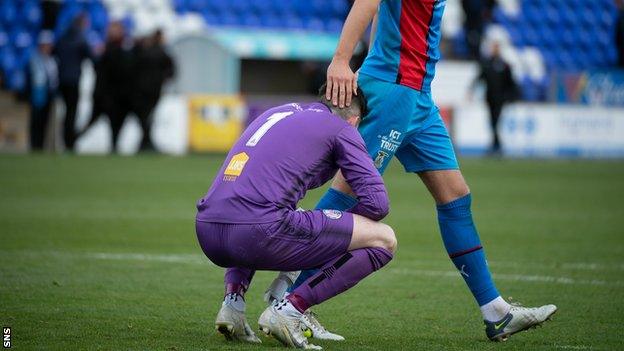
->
xmin=437 ymin=193 xmax=500 ymax=306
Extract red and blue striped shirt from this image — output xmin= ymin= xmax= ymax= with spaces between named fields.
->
xmin=359 ymin=0 xmax=445 ymax=92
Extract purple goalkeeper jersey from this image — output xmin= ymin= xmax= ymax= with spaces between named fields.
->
xmin=196 ymin=102 xmax=389 ymax=224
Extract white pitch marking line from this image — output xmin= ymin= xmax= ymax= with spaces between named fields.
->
xmin=7 ymin=251 xmax=624 ymax=287
xmin=86 ymin=252 xmax=208 ymax=265
xmin=401 ymin=259 xmax=624 ymax=272
xmin=389 ymin=268 xmax=624 ymax=287
xmin=554 ymin=345 xmax=596 ymax=350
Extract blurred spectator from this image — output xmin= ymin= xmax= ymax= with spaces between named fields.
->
xmin=301 ymin=61 xmax=328 ymax=95
xmin=54 ymin=13 xmax=92 ymax=151
xmin=617 ymin=0 xmax=624 ymax=67
xmin=132 ymin=29 xmax=174 ymax=151
xmin=27 ymin=31 xmax=58 ymax=151
xmin=472 ymin=42 xmax=517 ymax=154
xmin=81 ymin=21 xmax=134 ymax=153
xmin=461 ymin=0 xmax=496 ymax=59
xmin=461 ymin=0 xmax=485 ymax=59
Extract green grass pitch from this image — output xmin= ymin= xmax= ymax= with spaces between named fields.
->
xmin=1 ymin=154 xmax=623 ymax=350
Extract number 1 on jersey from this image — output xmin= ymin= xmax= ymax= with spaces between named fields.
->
xmin=246 ymin=111 xmax=294 ymax=147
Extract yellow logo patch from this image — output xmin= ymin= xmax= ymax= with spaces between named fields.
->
xmin=224 ymin=152 xmax=249 ymax=178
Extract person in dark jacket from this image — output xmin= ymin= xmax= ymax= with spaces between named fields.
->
xmin=132 ymin=29 xmax=174 ymax=151
xmin=53 ymin=13 xmax=92 ymax=151
xmin=616 ymin=0 xmax=624 ymax=67
xmin=82 ymin=21 xmax=135 ymax=152
xmin=473 ymin=42 xmax=517 ymax=154
xmin=27 ymin=31 xmax=58 ymax=151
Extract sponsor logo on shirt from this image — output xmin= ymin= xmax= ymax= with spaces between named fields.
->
xmin=379 ymin=129 xmax=402 ymax=153
xmin=223 ymin=152 xmax=249 ymax=181
xmin=322 ymin=209 xmax=343 ymax=220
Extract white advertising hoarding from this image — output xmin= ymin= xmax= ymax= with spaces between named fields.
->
xmin=501 ymin=104 xmax=624 ymax=157
xmin=453 ymin=103 xmax=624 ymax=158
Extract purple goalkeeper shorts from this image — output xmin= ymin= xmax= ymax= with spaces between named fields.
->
xmin=195 ymin=209 xmax=353 ymax=271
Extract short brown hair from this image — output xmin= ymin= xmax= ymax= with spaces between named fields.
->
xmin=318 ymin=83 xmax=368 ymax=119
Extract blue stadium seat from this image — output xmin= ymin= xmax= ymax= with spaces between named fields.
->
xmin=330 ymin=0 xmax=349 ymax=17
xmin=249 ymin=0 xmax=273 ymax=15
xmin=7 ymin=68 xmax=25 ymax=91
xmin=230 ymin=0 xmax=249 ymax=15
xmin=293 ymin=1 xmax=312 ymax=19
xmin=492 ymin=0 xmax=619 ymax=96
xmin=201 ymin=11 xmax=220 ymax=26
xmin=172 ymin=0 xmax=188 ymax=14
xmin=11 ymin=29 xmax=33 ymax=50
xmin=310 ymin=0 xmax=328 ymax=16
xmin=304 ymin=17 xmax=325 ymax=32
xmin=1 ymin=47 xmax=17 ymax=72
xmin=219 ymin=13 xmax=241 ymax=27
xmin=544 ymin=5 xmax=561 ymax=25
xmin=187 ymin=0 xmax=207 ymax=13
xmin=15 ymin=46 xmax=32 ymax=69
xmin=326 ymin=18 xmax=343 ymax=33
xmin=260 ymin=14 xmax=282 ymax=29
xmin=89 ymin=2 xmax=108 ymax=32
xmin=522 ymin=25 xmax=539 ymax=46
xmin=285 ymin=16 xmax=304 ymax=30
xmin=183 ymin=0 xmax=349 ymax=32
xmin=0 ymin=0 xmax=17 ymax=27
xmin=521 ymin=78 xmax=541 ymax=102
xmin=0 ymin=30 xmax=8 ymax=48
xmin=242 ymin=14 xmax=262 ymax=28
xmin=20 ymin=1 xmax=42 ymax=29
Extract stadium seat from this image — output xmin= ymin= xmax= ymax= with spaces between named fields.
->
xmin=0 ymin=47 xmax=17 ymax=73
xmin=0 ymin=0 xmax=17 ymax=27
xmin=0 ymin=30 xmax=8 ymax=48
xmin=7 ymin=68 xmax=25 ymax=91
xmin=242 ymin=14 xmax=262 ymax=29
xmin=219 ymin=13 xmax=241 ymax=27
xmin=325 ymin=18 xmax=343 ymax=33
xmin=201 ymin=11 xmax=220 ymax=26
xmin=285 ymin=16 xmax=304 ymax=30
xmin=168 ymin=0 xmax=350 ymax=33
xmin=486 ymin=0 xmax=619 ymax=102
xmin=89 ymin=2 xmax=109 ymax=32
xmin=260 ymin=14 xmax=281 ymax=29
xmin=304 ymin=17 xmax=325 ymax=33
xmin=20 ymin=1 xmax=42 ymax=29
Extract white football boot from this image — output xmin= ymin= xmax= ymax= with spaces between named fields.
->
xmin=258 ymin=300 xmax=322 ymax=350
xmin=301 ymin=310 xmax=345 ymax=341
xmin=485 ymin=303 xmax=557 ymax=341
xmin=214 ymin=298 xmax=261 ymax=343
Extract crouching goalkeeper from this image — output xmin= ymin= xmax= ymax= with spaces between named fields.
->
xmin=195 ymin=86 xmax=395 ymax=349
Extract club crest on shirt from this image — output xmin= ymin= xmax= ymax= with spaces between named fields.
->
xmin=322 ymin=209 xmax=343 ymax=220
xmin=374 ymin=150 xmax=389 ymax=169
xmin=223 ymin=152 xmax=249 ymax=181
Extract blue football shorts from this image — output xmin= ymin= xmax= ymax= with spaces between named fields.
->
xmin=357 ymin=72 xmax=459 ymax=174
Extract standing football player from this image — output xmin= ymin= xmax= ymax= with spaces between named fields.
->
xmin=267 ymin=0 xmax=556 ymax=342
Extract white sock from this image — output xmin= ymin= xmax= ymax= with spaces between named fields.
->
xmin=275 ymin=299 xmax=302 ymax=318
xmin=223 ymin=293 xmax=246 ymax=312
xmin=480 ymin=296 xmax=511 ymax=322
xmin=264 ymin=272 xmax=298 ymax=305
